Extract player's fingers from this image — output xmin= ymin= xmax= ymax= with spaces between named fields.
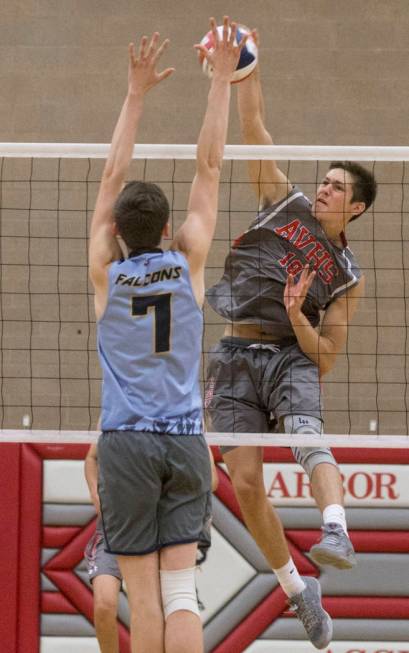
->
xmin=252 ymin=28 xmax=259 ymax=47
xmin=128 ymin=42 xmax=136 ymax=65
xmin=154 ymin=37 xmax=170 ymax=63
xmin=147 ymin=31 xmax=160 ymax=58
xmin=138 ymin=35 xmax=148 ymax=60
xmin=299 ymin=264 xmax=309 ymax=283
xmin=238 ymin=32 xmax=249 ymax=52
xmin=194 ymin=44 xmax=211 ymax=62
xmin=209 ymin=17 xmax=218 ymax=44
xmin=305 ymin=269 xmax=316 ymax=289
xmin=229 ymin=21 xmax=237 ymax=46
xmin=157 ymin=66 xmax=175 ymax=81
xmin=222 ymin=15 xmax=229 ymax=44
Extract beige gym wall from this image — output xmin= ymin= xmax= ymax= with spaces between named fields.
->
xmin=1 ymin=0 xmax=408 ymax=145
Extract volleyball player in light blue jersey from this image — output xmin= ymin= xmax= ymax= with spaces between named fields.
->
xmin=88 ymin=19 xmax=248 ymax=653
xmin=98 ymin=248 xmax=203 ymax=435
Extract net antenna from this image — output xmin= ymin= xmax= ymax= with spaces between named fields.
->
xmin=1 ymin=143 xmax=408 ymax=449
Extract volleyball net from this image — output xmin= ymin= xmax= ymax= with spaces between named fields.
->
xmin=1 ymin=142 xmax=409 ymax=448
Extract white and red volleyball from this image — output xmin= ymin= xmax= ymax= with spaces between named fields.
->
xmin=199 ymin=24 xmax=258 ymax=83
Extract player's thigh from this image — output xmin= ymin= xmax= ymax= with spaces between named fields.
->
xmin=267 ymin=344 xmax=322 ymax=421
xmin=205 ymin=342 xmax=268 ymax=434
xmin=117 ymin=551 xmax=161 ymax=607
xmin=98 ymin=431 xmax=163 ymax=554
xmin=159 ymin=435 xmax=211 ymax=548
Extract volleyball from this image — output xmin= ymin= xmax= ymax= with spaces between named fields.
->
xmin=199 ymin=24 xmax=258 ymax=83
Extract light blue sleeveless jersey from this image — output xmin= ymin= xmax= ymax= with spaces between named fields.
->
xmin=97 ymin=249 xmax=203 ymax=434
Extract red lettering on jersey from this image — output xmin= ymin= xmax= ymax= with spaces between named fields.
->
xmin=305 ymin=243 xmax=332 ymax=272
xmin=278 ymin=252 xmax=296 ymax=267
xmin=305 ymin=242 xmax=325 ymax=262
xmin=318 ymin=259 xmax=337 ymax=283
xmin=274 ymin=219 xmax=300 ymax=241
xmin=293 ymin=225 xmax=316 ymax=250
xmin=287 ymin=260 xmax=304 ymax=275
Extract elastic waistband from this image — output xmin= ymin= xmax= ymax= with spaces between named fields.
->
xmin=220 ymin=336 xmax=297 ymax=349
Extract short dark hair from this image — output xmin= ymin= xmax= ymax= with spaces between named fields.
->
xmin=328 ymin=161 xmax=377 ymax=221
xmin=113 ymin=181 xmax=169 ymax=249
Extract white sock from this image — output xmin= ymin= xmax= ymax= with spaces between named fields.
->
xmin=323 ymin=504 xmax=347 ymax=534
xmin=272 ymin=558 xmax=306 ymax=598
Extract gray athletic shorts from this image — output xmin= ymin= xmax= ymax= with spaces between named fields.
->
xmin=205 ymin=337 xmax=323 ymax=445
xmin=84 ymin=518 xmax=122 ymax=583
xmin=98 ymin=430 xmax=212 ymax=555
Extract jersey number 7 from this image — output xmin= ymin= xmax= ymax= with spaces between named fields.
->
xmin=131 ymin=293 xmax=171 ymax=353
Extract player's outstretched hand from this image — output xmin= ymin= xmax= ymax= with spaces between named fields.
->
xmin=195 ymin=16 xmax=248 ymax=81
xmin=128 ymin=33 xmax=175 ymax=96
xmin=284 ymin=264 xmax=316 ymax=318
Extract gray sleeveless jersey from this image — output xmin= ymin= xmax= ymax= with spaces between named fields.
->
xmin=206 ymin=187 xmax=362 ymax=338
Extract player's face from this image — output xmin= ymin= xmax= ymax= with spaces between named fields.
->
xmin=312 ymin=168 xmax=358 ymax=228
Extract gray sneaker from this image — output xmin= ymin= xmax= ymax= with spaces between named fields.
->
xmin=309 ymin=522 xmax=357 ymax=570
xmin=288 ymin=576 xmax=332 ymax=649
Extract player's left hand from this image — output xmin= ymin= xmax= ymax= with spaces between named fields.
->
xmin=128 ymin=32 xmax=175 ymax=96
xmin=284 ymin=264 xmax=316 ymax=318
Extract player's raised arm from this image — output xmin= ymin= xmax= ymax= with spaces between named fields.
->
xmin=172 ymin=17 xmax=245 ymax=303
xmin=237 ymin=32 xmax=291 ymax=207
xmin=89 ymin=33 xmax=174 ymax=310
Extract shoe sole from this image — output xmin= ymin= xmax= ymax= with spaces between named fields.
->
xmin=309 ymin=547 xmax=357 ymax=570
xmin=316 ymin=609 xmax=333 ymax=649
xmin=300 ymin=578 xmax=333 ymax=649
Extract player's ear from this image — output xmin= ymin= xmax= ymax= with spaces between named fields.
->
xmin=163 ymin=222 xmax=170 ymax=238
xmin=112 ymin=222 xmax=119 ymax=236
xmin=350 ymin=201 xmax=365 ymax=218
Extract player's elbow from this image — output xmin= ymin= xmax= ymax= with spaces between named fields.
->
xmin=318 ymin=350 xmax=338 ymax=377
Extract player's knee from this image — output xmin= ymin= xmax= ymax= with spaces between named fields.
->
xmin=94 ymin=592 xmax=118 ymax=621
xmin=160 ymin=568 xmax=200 ymax=619
xmin=292 ymin=446 xmax=338 ymax=478
xmin=283 ymin=414 xmax=338 ymax=478
xmin=230 ymin=467 xmax=265 ymax=504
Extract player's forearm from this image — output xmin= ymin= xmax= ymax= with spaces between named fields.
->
xmin=238 ymin=66 xmax=261 ymax=124
xmin=288 ymin=309 xmax=337 ymax=376
xmin=103 ymin=92 xmax=144 ymax=184
xmin=196 ymin=75 xmax=231 ymax=175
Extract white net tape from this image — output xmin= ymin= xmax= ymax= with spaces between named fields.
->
xmin=1 ymin=142 xmax=409 ymax=160
xmin=1 ymin=430 xmax=408 ymax=447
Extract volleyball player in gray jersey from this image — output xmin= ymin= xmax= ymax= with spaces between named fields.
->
xmin=205 ymin=35 xmax=377 ymax=618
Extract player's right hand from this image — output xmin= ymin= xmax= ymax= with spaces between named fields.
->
xmin=128 ymin=33 xmax=175 ymax=96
